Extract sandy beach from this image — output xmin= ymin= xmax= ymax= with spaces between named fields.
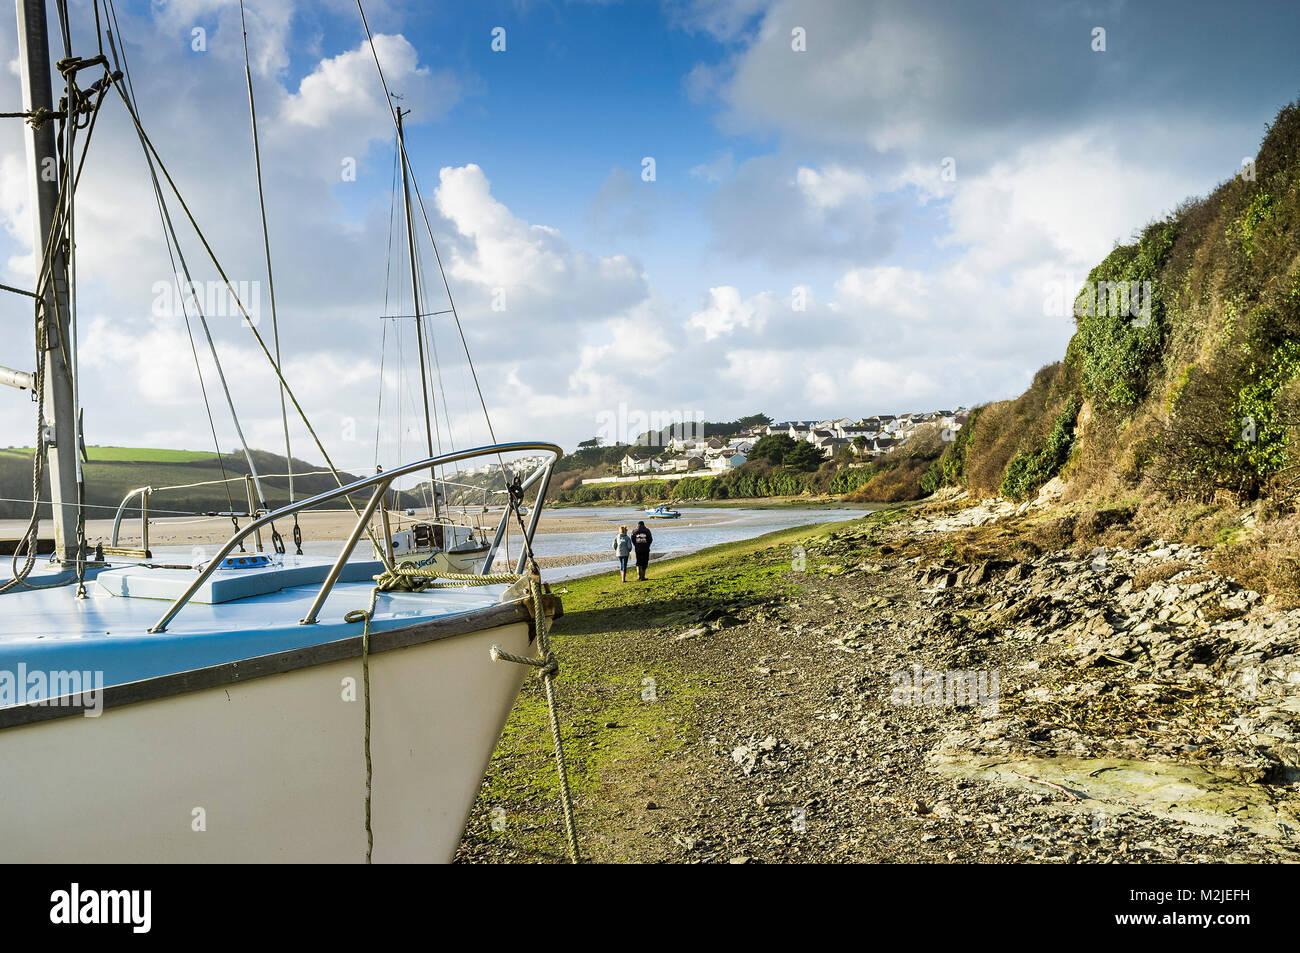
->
xmin=0 ymin=507 xmax=732 ymax=550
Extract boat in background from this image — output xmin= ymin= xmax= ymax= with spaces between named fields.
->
xmin=644 ymin=504 xmax=681 ymax=519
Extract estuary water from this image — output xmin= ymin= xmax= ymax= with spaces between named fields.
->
xmin=514 ymin=505 xmax=867 ymax=581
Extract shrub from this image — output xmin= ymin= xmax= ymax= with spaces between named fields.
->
xmin=1068 ymin=220 xmax=1177 ymax=410
xmin=1000 ymin=397 xmax=1082 ymax=500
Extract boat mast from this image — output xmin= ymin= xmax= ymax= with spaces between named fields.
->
xmin=396 ymin=106 xmax=440 ymax=519
xmin=15 ymin=0 xmax=78 ymax=564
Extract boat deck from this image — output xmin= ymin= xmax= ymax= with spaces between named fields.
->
xmin=0 ymin=555 xmax=511 ymax=698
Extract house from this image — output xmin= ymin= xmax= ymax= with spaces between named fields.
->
xmin=708 ymin=452 xmax=748 ymax=471
xmin=727 ymin=438 xmax=753 ymax=454
xmin=621 ymin=452 xmax=661 ymax=475
xmin=664 ymin=454 xmax=704 ymax=472
xmin=809 ymin=432 xmax=846 ymax=458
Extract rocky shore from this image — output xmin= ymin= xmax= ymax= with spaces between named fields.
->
xmin=457 ymin=502 xmax=1300 ymax=863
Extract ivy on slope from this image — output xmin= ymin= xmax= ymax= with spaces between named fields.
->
xmin=1000 ymin=397 xmax=1082 ymax=500
xmin=1069 ymin=220 xmax=1177 ymax=410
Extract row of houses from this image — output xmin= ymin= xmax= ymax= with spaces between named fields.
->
xmin=743 ymin=408 xmax=970 ymax=459
xmin=617 ymin=407 xmax=970 ymax=474
xmin=622 ymin=435 xmax=753 ymax=475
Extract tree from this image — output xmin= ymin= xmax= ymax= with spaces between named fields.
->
xmin=750 ymin=433 xmax=797 ymax=464
xmin=577 ymin=437 xmax=601 ymax=450
xmin=784 ymin=441 xmax=824 ymax=471
xmin=852 ymin=435 xmax=867 ymax=453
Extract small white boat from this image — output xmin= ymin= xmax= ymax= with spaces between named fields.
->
xmin=389 ymin=519 xmax=491 ymax=574
xmin=644 ymin=504 xmax=681 ymax=519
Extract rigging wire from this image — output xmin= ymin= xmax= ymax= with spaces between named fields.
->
xmin=103 ymin=1 xmax=239 ymax=529
xmin=354 ymin=0 xmax=510 ymax=496
xmin=374 ymin=130 xmax=400 ymax=473
xmin=2 ymin=11 xmax=117 ymax=591
xmin=107 ymin=81 xmax=393 ymax=570
xmin=239 ymin=0 xmax=298 ymax=554
xmin=104 ymin=0 xmax=262 ymax=539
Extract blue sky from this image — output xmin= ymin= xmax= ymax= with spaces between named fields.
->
xmin=3 ymin=0 xmax=1300 ymax=465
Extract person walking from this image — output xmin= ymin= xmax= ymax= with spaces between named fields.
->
xmin=630 ymin=520 xmax=653 ymax=581
xmin=613 ymin=525 xmax=633 ymax=583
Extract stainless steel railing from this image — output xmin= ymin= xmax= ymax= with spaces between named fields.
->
xmin=148 ymin=442 xmax=562 ymax=633
xmin=108 ymin=485 xmax=152 ymax=556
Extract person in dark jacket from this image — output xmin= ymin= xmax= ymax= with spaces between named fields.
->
xmin=630 ymin=520 xmax=653 ymax=581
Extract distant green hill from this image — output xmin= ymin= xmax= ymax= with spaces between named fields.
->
xmin=0 ymin=446 xmax=421 ymax=520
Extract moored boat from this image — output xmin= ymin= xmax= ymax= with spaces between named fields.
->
xmin=644 ymin=504 xmax=681 ymax=519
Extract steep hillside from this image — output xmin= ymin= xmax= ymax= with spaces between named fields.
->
xmin=938 ymin=98 xmax=1300 ymax=508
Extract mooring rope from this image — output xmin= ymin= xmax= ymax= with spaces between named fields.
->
xmin=344 ymin=561 xmax=580 ymax=863
xmin=343 ymin=587 xmax=379 ymax=863
xmin=490 ymin=571 xmax=581 ymax=863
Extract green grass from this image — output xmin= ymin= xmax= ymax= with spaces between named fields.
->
xmin=464 ymin=510 xmax=900 ymax=860
xmin=0 ymin=445 xmax=217 ymax=461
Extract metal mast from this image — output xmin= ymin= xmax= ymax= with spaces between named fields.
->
xmin=396 ymin=106 xmax=439 ymax=519
xmin=15 ymin=0 xmax=78 ymax=564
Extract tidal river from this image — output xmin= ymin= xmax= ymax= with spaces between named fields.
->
xmin=46 ymin=504 xmax=868 ymax=577
xmin=492 ymin=505 xmax=869 ymax=581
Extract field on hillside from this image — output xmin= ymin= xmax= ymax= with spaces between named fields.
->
xmin=0 ymin=446 xmax=418 ymax=520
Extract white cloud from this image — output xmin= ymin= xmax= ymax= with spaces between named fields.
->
xmin=687 ymin=285 xmax=775 ymax=340
xmin=689 ymin=150 xmax=735 ymax=183
xmin=435 ymin=163 xmax=646 ymax=328
xmin=284 ymin=33 xmax=459 ymax=133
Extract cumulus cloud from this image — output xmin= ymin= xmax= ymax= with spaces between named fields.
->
xmin=434 ymin=163 xmax=647 ymax=333
xmin=283 ymin=33 xmax=460 ymax=134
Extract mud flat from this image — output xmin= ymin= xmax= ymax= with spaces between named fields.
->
xmin=456 ymin=502 xmax=1300 ymax=864
xmin=14 ymin=507 xmax=732 ymax=550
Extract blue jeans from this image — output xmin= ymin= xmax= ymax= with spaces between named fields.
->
xmin=618 ymin=555 xmax=629 ymax=572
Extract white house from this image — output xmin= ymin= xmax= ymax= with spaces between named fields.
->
xmin=621 ymin=452 xmax=661 ymax=475
xmin=708 ymin=452 xmax=748 ymax=471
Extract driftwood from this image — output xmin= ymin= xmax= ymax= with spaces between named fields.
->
xmin=1009 ymin=771 xmax=1087 ymax=801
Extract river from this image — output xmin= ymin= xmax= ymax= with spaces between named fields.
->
xmin=505 ymin=505 xmax=868 ymax=581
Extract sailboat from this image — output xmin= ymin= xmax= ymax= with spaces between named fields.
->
xmin=0 ymin=0 xmax=573 ymax=862
xmin=372 ymin=104 xmax=497 ymax=578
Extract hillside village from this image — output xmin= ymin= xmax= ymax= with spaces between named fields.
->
xmin=619 ymin=408 xmax=970 ymax=476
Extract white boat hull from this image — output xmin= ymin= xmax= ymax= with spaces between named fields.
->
xmin=0 ymin=611 xmax=534 ymax=862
